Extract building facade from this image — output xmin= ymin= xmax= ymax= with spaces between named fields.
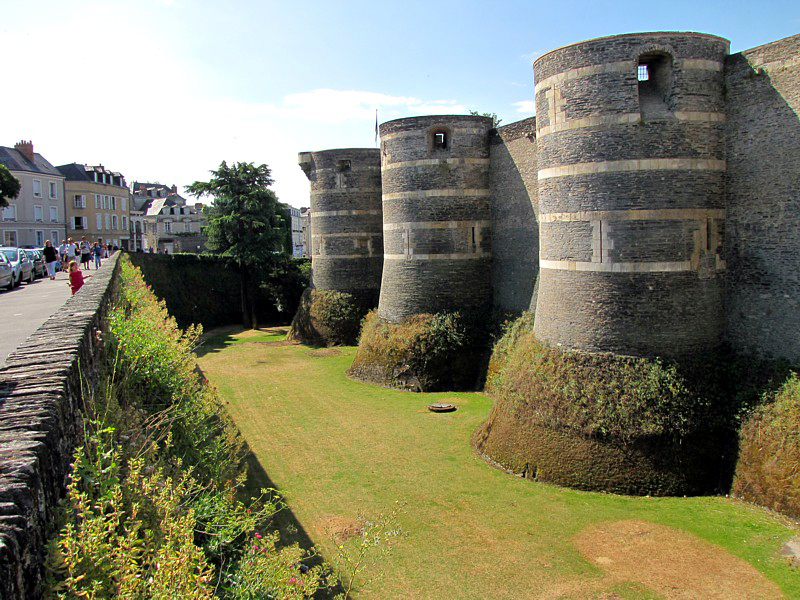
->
xmin=56 ymin=163 xmax=132 ymax=249
xmin=0 ymin=141 xmax=66 ymax=247
xmin=132 ymin=182 xmax=206 ymax=253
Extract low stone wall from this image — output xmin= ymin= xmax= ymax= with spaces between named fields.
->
xmin=0 ymin=252 xmax=121 ymax=599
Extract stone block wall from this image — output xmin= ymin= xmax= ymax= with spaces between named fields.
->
xmin=724 ymin=34 xmax=800 ymax=362
xmin=533 ymin=32 xmax=729 ymax=357
xmin=0 ymin=252 xmax=121 ymax=600
xmin=378 ymin=115 xmax=494 ymax=322
xmin=490 ymin=117 xmax=539 ymax=313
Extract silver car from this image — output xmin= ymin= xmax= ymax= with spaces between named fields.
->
xmin=0 ymin=253 xmax=12 ymax=291
xmin=0 ymin=247 xmax=34 ymax=287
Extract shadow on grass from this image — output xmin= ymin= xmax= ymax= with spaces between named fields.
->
xmin=240 ymin=444 xmax=344 ymax=598
xmin=195 ymin=326 xmax=290 ymax=359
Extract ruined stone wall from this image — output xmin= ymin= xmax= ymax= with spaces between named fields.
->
xmin=378 ymin=115 xmax=494 ymax=322
xmin=533 ymin=32 xmax=730 ymax=357
xmin=299 ymin=148 xmax=383 ymax=302
xmin=724 ymin=34 xmax=800 ymax=362
xmin=490 ymin=117 xmax=539 ymax=313
xmin=0 ymin=253 xmax=121 ymax=599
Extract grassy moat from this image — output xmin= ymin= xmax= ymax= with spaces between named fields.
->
xmin=197 ymin=327 xmax=799 ymax=599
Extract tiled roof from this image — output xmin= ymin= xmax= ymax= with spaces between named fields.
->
xmin=0 ymin=146 xmax=63 ymax=177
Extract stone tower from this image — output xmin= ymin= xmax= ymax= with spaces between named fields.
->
xmin=377 ymin=115 xmax=494 ymax=322
xmin=532 ymin=32 xmax=730 ymax=357
xmin=298 ymin=148 xmax=383 ymax=300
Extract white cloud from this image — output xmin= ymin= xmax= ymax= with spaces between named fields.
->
xmin=513 ymin=100 xmax=536 ymax=114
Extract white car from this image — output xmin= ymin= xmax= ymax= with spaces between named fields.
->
xmin=0 ymin=252 xmax=12 ymax=290
xmin=0 ymin=247 xmax=34 ymax=287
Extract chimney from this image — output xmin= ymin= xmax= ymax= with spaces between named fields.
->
xmin=171 ymin=184 xmax=177 ymax=194
xmin=14 ymin=140 xmax=34 ymax=163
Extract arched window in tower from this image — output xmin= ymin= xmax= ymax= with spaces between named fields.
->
xmin=637 ymin=52 xmax=673 ymax=118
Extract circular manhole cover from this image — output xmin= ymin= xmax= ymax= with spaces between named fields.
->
xmin=428 ymin=402 xmax=456 ymax=413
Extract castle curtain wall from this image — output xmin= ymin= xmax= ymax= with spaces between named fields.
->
xmin=489 ymin=117 xmax=540 ymax=313
xmin=724 ymin=34 xmax=800 ymax=362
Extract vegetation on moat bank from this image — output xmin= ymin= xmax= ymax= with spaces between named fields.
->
xmin=347 ymin=309 xmax=493 ymax=391
xmin=128 ymin=252 xmax=309 ymax=330
xmin=476 ymin=311 xmax=797 ymax=497
xmin=197 ymin=329 xmax=800 ymax=599
xmin=735 ymin=373 xmax=800 ymax=519
xmin=288 ymin=288 xmax=376 ymax=347
xmin=46 ymin=257 xmax=330 ymax=598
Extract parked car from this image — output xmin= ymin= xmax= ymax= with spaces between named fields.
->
xmin=0 ymin=247 xmax=34 ymax=286
xmin=0 ymin=253 xmax=13 ymax=291
xmin=24 ymin=249 xmax=46 ymax=279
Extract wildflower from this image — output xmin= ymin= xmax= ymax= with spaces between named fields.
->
xmin=254 ymin=532 xmax=262 ymax=539
xmin=288 ymin=577 xmax=297 ymax=584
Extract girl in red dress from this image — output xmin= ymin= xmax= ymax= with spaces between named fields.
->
xmin=68 ymin=260 xmax=91 ymax=295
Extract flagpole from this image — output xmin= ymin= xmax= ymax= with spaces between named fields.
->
xmin=375 ymin=109 xmax=379 ymax=148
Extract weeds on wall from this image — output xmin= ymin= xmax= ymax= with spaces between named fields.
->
xmin=46 ymin=257 xmax=330 ymax=598
xmin=734 ymin=373 xmax=800 ymax=518
xmin=348 ymin=309 xmax=492 ymax=391
xmin=288 ymin=288 xmax=373 ymax=347
xmin=477 ymin=311 xmax=797 ymax=496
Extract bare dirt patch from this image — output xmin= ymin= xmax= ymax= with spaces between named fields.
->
xmin=315 ymin=515 xmax=362 ymax=542
xmin=572 ymin=519 xmax=784 ymax=599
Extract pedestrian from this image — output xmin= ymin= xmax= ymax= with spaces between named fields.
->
xmin=42 ymin=240 xmax=59 ymax=280
xmin=92 ymin=242 xmax=102 ymax=269
xmin=79 ymin=237 xmax=91 ymax=270
xmin=68 ymin=260 xmax=91 ymax=295
xmin=58 ymin=240 xmax=68 ymax=269
xmin=64 ymin=238 xmax=77 ymax=272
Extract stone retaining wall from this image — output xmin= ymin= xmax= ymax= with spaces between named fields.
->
xmin=0 ymin=252 xmax=121 ymax=599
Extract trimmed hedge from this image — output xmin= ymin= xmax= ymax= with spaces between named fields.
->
xmin=733 ymin=373 xmax=800 ymax=518
xmin=288 ymin=288 xmax=376 ymax=347
xmin=347 ymin=310 xmax=491 ymax=392
xmin=127 ymin=252 xmax=308 ymax=329
xmin=473 ymin=312 xmax=784 ymax=496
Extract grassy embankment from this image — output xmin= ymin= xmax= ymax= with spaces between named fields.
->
xmin=197 ymin=328 xmax=800 ymax=599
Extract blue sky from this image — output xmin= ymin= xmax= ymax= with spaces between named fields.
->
xmin=2 ymin=0 xmax=797 ymax=206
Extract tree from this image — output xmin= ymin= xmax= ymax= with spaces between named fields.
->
xmin=186 ymin=161 xmax=290 ymax=329
xmin=0 ymin=164 xmax=21 ymax=208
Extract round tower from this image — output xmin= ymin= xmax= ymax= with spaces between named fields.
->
xmin=533 ymin=32 xmax=730 ymax=357
xmin=298 ymin=148 xmax=383 ymax=297
xmin=377 ymin=115 xmax=494 ymax=322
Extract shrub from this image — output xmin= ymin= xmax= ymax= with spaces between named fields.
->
xmin=288 ymin=288 xmax=375 ymax=346
xmin=733 ymin=373 xmax=800 ymax=518
xmin=348 ymin=309 xmax=491 ymax=391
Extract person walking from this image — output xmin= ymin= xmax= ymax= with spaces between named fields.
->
xmin=58 ymin=240 xmax=68 ymax=270
xmin=79 ymin=237 xmax=92 ymax=270
xmin=64 ymin=238 xmax=77 ymax=272
xmin=42 ymin=240 xmax=59 ymax=280
xmin=92 ymin=242 xmax=102 ymax=269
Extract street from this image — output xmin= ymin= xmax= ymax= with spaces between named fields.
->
xmin=0 ymin=268 xmax=73 ymax=368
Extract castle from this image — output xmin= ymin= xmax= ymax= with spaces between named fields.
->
xmin=297 ymin=31 xmax=800 ymax=364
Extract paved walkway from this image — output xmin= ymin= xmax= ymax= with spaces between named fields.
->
xmin=0 ymin=268 xmax=75 ymax=368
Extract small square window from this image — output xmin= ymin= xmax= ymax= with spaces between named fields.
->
xmin=433 ymin=132 xmax=447 ymax=149
xmin=336 ymin=160 xmax=351 ymax=173
xmin=638 ymin=64 xmax=649 ymax=82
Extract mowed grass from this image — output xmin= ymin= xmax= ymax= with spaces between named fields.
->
xmin=197 ymin=328 xmax=800 ymax=599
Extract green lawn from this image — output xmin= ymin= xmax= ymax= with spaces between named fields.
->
xmin=197 ymin=328 xmax=799 ymax=599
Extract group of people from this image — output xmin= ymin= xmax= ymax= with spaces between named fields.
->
xmin=40 ymin=237 xmax=112 ymax=295
xmin=57 ymin=237 xmax=109 ymax=272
